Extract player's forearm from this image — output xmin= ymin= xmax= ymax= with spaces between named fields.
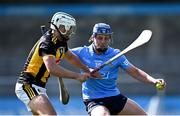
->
xmin=71 ymin=59 xmax=89 ymax=72
xmin=66 ymin=53 xmax=90 ymax=72
xmin=127 ymin=66 xmax=156 ymax=84
xmin=43 ymin=55 xmax=81 ymax=80
xmin=49 ymin=64 xmax=81 ymax=80
xmin=132 ymin=68 xmax=156 ymax=85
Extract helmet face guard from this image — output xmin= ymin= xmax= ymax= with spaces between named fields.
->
xmin=64 ymin=25 xmax=76 ymax=38
xmin=50 ymin=12 xmax=76 ymax=39
xmin=91 ymin=23 xmax=113 ymax=53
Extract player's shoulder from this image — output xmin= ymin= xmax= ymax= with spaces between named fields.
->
xmin=72 ymin=45 xmax=88 ymax=51
xmin=39 ymin=30 xmax=55 ymax=45
xmin=39 ymin=31 xmax=51 ymax=42
xmin=108 ymin=47 xmax=120 ymax=54
xmin=71 ymin=45 xmax=90 ymax=55
xmin=45 ymin=30 xmax=53 ymax=39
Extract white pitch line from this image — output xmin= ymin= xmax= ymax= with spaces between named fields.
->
xmin=147 ymin=95 xmax=160 ymax=115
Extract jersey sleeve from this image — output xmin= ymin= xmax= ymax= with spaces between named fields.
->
xmin=118 ymin=55 xmax=132 ymax=70
xmin=39 ymin=40 xmax=56 ymax=57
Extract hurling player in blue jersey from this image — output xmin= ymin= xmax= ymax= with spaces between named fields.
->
xmin=71 ymin=23 xmax=166 ymax=115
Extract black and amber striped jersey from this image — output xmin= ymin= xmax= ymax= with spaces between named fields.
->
xmin=18 ymin=30 xmax=68 ymax=88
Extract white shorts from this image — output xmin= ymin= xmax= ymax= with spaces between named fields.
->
xmin=15 ymin=83 xmax=48 ymax=111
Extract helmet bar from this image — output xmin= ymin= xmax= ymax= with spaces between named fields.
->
xmin=50 ymin=22 xmax=70 ymax=41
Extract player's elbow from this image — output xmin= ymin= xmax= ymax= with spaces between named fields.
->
xmin=46 ymin=64 xmax=57 ymax=74
xmin=46 ymin=66 xmax=53 ymax=74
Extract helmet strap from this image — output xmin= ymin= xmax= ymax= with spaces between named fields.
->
xmin=49 ymin=22 xmax=69 ymax=42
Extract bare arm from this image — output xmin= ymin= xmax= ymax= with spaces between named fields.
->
xmin=65 ymin=50 xmax=102 ymax=78
xmin=125 ymin=64 xmax=165 ymax=85
xmin=65 ymin=50 xmax=90 ymax=72
xmin=42 ymin=55 xmax=89 ymax=82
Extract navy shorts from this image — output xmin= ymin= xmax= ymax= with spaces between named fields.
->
xmin=83 ymin=94 xmax=127 ymax=115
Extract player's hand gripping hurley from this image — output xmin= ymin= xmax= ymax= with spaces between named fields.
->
xmin=91 ymin=30 xmax=152 ymax=73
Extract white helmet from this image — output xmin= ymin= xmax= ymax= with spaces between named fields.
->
xmin=50 ymin=12 xmax=76 ymax=38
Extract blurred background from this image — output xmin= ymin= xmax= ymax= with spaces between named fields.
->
xmin=0 ymin=0 xmax=180 ymax=115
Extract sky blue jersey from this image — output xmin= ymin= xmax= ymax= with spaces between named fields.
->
xmin=71 ymin=44 xmax=132 ymax=99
